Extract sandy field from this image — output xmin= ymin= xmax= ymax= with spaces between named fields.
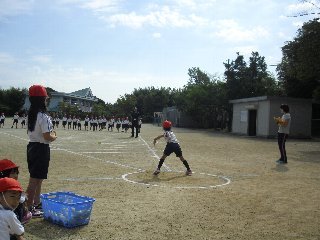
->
xmin=0 ymin=122 xmax=319 ymax=240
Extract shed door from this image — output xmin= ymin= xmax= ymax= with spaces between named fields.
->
xmin=248 ymin=110 xmax=257 ymax=136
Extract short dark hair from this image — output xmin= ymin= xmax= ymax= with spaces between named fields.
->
xmin=280 ymin=104 xmax=289 ymax=113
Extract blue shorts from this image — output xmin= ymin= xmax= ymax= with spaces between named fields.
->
xmin=164 ymin=142 xmax=182 ymax=157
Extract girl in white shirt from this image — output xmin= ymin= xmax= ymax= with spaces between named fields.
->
xmin=26 ymin=85 xmax=57 ymax=217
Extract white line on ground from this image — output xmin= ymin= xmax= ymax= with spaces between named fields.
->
xmin=121 ymin=171 xmax=231 ymax=189
xmin=138 ymin=136 xmax=172 ymax=172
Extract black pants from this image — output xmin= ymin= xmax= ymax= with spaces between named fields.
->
xmin=278 ymin=133 xmax=288 ymax=162
xmin=131 ymin=125 xmax=138 ymax=137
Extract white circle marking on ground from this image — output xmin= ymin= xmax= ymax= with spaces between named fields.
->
xmin=121 ymin=171 xmax=231 ymax=189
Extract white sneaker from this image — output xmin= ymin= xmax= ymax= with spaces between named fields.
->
xmin=186 ymin=170 xmax=192 ymax=176
xmin=153 ymin=169 xmax=160 ymax=175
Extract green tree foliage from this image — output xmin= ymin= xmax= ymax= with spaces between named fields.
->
xmin=0 ymin=87 xmax=26 ymax=115
xmin=174 ymin=68 xmax=228 ymax=128
xmin=114 ymin=93 xmax=137 ymax=117
xmin=133 ymin=87 xmax=173 ymax=121
xmin=277 ymin=18 xmax=320 ymax=99
xmin=224 ymin=52 xmax=280 ymax=100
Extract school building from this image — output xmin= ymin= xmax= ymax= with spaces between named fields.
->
xmin=229 ymin=96 xmax=312 ymax=138
xmin=23 ymin=87 xmax=98 ymax=112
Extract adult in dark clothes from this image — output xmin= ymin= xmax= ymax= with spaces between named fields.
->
xmin=131 ymin=107 xmax=140 ymax=138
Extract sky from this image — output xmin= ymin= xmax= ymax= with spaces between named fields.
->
xmin=0 ymin=0 xmax=319 ymax=103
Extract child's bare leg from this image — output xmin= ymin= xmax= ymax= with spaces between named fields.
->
xmin=34 ymin=181 xmax=43 ymax=206
xmin=26 ymin=178 xmax=43 ymax=208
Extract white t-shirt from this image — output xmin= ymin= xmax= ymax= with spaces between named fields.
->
xmin=278 ymin=113 xmax=291 ymax=134
xmin=164 ymin=131 xmax=179 ymax=143
xmin=28 ymin=112 xmax=53 ymax=144
xmin=0 ymin=204 xmax=24 ymax=240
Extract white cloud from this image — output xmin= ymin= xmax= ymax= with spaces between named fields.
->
xmin=0 ymin=53 xmax=15 ymax=64
xmin=106 ymin=6 xmax=208 ymax=29
xmin=31 ymin=55 xmax=53 ymax=64
xmin=80 ymin=0 xmax=121 ymax=13
xmin=292 ymin=21 xmax=304 ymax=27
xmin=214 ymin=19 xmax=269 ymax=42
xmin=286 ymin=0 xmax=318 ymax=14
xmin=0 ymin=0 xmax=33 ymax=20
xmin=152 ymin=32 xmax=162 ymax=38
xmin=171 ymin=0 xmax=217 ymax=11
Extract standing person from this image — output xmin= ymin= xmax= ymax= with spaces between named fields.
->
xmin=89 ymin=116 xmax=94 ymax=131
xmin=62 ymin=114 xmax=67 ymax=130
xmin=0 ymin=177 xmax=25 ymax=240
xmin=131 ymin=107 xmax=140 ymax=138
xmin=123 ymin=117 xmax=129 ymax=133
xmin=102 ymin=116 xmax=107 ymax=130
xmin=138 ymin=118 xmax=142 ymax=133
xmin=11 ymin=113 xmax=19 ymax=129
xmin=26 ymin=85 xmax=57 ymax=217
xmin=67 ymin=115 xmax=72 ymax=129
xmin=55 ymin=115 xmax=60 ymax=128
xmin=51 ymin=115 xmax=56 ymax=129
xmin=274 ymin=104 xmax=291 ymax=164
xmin=0 ymin=112 xmax=5 ymax=128
xmin=115 ymin=118 xmax=121 ymax=132
xmin=153 ymin=120 xmax=192 ymax=176
xmin=93 ymin=117 xmax=98 ymax=131
xmin=20 ymin=114 xmax=27 ymax=129
xmin=77 ymin=117 xmax=82 ymax=131
xmin=84 ymin=115 xmax=90 ymax=131
xmin=72 ymin=116 xmax=77 ymax=130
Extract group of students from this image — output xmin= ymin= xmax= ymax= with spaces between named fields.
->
xmin=55 ymin=115 xmax=141 ymax=133
xmin=0 ymin=113 xmax=27 ymax=129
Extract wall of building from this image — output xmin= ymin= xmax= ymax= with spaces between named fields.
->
xmin=269 ymin=98 xmax=312 ymax=138
xmin=231 ymin=103 xmax=249 ymax=135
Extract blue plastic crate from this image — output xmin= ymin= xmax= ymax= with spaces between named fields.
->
xmin=40 ymin=191 xmax=95 ymax=228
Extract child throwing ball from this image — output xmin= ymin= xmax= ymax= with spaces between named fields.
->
xmin=153 ymin=120 xmax=192 ymax=176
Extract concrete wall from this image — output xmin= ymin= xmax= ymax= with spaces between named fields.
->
xmin=269 ymin=98 xmax=312 ymax=138
xmin=231 ymin=100 xmax=270 ymax=137
xmin=231 ymin=103 xmax=249 ymax=134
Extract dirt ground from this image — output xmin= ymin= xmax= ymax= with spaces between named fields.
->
xmin=0 ymin=122 xmax=319 ymax=240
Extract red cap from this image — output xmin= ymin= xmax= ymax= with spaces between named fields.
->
xmin=0 ymin=177 xmax=23 ymax=193
xmin=29 ymin=85 xmax=48 ymax=97
xmin=163 ymin=120 xmax=172 ymax=128
xmin=0 ymin=159 xmax=19 ymax=172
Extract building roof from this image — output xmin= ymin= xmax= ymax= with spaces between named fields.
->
xmin=69 ymin=88 xmax=93 ymax=98
xmin=51 ymin=87 xmax=97 ymax=102
xmin=229 ymin=96 xmax=312 ymax=104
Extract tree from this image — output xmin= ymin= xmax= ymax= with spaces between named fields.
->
xmin=277 ymin=18 xmax=320 ymax=99
xmin=187 ymin=67 xmax=211 ymax=85
xmin=224 ymin=52 xmax=279 ymax=100
xmin=174 ymin=68 xmax=228 ymax=128
xmin=0 ymin=87 xmax=27 ymax=115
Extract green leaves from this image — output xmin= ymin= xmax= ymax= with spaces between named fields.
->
xmin=277 ymin=19 xmax=320 ymax=99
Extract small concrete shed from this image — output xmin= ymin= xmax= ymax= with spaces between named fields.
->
xmin=229 ymin=96 xmax=312 ymax=138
